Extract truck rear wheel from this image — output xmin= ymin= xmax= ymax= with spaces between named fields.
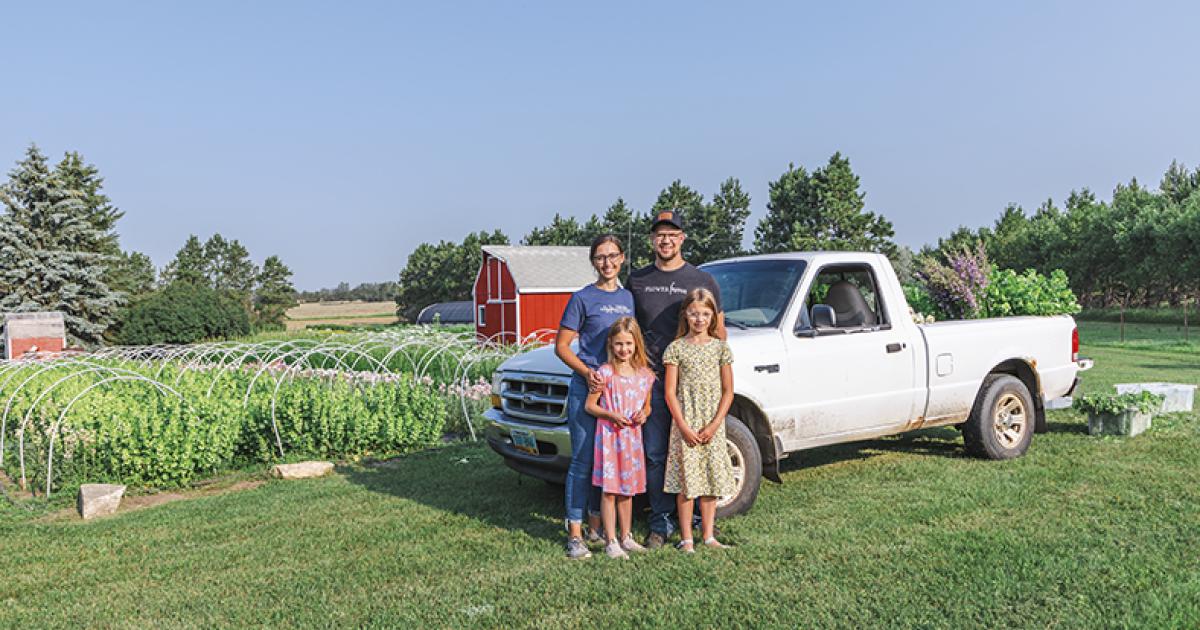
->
xmin=715 ymin=415 xmax=762 ymax=518
xmin=964 ymin=374 xmax=1035 ymax=460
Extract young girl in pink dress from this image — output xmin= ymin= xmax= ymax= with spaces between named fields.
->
xmin=585 ymin=316 xmax=655 ymax=559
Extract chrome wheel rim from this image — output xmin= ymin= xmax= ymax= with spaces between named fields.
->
xmin=992 ymin=393 xmax=1027 ymax=448
xmin=716 ymin=438 xmax=746 ymax=510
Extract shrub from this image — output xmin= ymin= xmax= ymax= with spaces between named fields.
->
xmin=118 ymin=282 xmax=251 ymax=344
xmin=902 ymin=284 xmax=941 ymax=321
xmin=983 ymin=268 xmax=1081 ymax=317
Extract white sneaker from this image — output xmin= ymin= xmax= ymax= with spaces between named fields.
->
xmin=620 ymin=535 xmax=646 ymax=553
xmin=605 ymin=541 xmax=629 ymax=559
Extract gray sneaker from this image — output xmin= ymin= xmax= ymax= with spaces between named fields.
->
xmin=585 ymin=527 xmax=606 ymax=547
xmin=644 ymin=531 xmax=667 ymax=550
xmin=605 ymin=541 xmax=629 ymax=559
xmin=565 ymin=537 xmax=592 ymax=559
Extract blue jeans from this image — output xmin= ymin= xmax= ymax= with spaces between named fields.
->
xmin=644 ymin=378 xmax=702 ymax=536
xmin=564 ymin=375 xmax=602 ymax=524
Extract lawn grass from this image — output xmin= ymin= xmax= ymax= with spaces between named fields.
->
xmin=1 ymin=338 xmax=1197 ymax=627
xmin=1078 ymin=319 xmax=1199 ymax=347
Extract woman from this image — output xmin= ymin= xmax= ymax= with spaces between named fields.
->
xmin=556 ymin=234 xmax=635 ymax=560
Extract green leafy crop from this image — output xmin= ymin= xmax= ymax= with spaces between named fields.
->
xmin=1074 ymin=391 xmax=1164 ymax=416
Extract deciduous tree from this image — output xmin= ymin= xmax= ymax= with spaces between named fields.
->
xmin=396 ymin=229 xmax=509 ymax=321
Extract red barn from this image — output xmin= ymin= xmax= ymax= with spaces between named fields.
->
xmin=474 ymin=245 xmax=596 ymax=343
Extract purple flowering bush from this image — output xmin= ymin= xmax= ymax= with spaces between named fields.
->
xmin=917 ymin=243 xmax=991 ymax=319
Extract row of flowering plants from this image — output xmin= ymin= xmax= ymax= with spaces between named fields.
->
xmin=909 ymin=243 xmax=1081 ymax=321
xmin=0 ymin=329 xmax=543 ymax=499
xmin=0 ymin=357 xmax=448 ymax=498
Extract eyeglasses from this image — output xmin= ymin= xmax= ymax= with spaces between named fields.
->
xmin=653 ymin=231 xmax=684 ymax=241
xmin=592 ymin=253 xmax=624 ymax=264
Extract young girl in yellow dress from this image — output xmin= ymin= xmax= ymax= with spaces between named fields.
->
xmin=662 ymin=288 xmax=735 ymax=552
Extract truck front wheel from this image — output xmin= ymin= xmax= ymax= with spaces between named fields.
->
xmin=964 ymin=374 xmax=1035 ymax=460
xmin=715 ymin=415 xmax=763 ymax=518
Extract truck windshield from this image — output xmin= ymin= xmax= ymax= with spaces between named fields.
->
xmin=702 ymin=259 xmax=806 ymax=328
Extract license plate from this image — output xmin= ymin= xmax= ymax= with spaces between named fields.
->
xmin=510 ymin=428 xmax=539 ymax=455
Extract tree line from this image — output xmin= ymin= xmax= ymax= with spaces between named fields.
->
xmin=396 ymin=152 xmax=1200 ymax=322
xmin=0 ymin=144 xmax=298 ymax=346
xmin=396 ymin=152 xmax=895 ymax=320
xmin=924 ymin=160 xmax=1200 ymax=314
xmin=297 ymin=281 xmax=399 ymax=303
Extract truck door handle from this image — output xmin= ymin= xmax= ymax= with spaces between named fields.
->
xmin=886 ymin=342 xmax=906 ymax=353
xmin=754 ymin=364 xmax=780 ymax=373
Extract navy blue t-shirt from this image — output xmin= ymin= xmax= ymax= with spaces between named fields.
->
xmin=559 ymin=284 xmax=635 ymax=371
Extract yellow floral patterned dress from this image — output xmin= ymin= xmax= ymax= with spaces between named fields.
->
xmin=662 ymin=337 xmax=736 ymax=499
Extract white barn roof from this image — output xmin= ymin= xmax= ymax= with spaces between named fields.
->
xmin=481 ymin=245 xmax=595 ymax=293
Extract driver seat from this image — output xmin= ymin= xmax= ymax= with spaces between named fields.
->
xmin=824 ymin=281 xmax=877 ymax=327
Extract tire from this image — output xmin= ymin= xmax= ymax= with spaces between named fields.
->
xmin=715 ymin=415 xmax=763 ymax=519
xmin=963 ymin=374 xmax=1036 ymax=460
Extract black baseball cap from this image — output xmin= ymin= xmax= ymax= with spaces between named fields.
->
xmin=649 ymin=209 xmax=683 ymax=232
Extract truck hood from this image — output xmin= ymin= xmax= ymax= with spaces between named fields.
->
xmin=496 ymin=327 xmax=780 ymax=376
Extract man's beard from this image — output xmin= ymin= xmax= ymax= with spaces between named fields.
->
xmin=655 ymin=248 xmax=680 ymax=264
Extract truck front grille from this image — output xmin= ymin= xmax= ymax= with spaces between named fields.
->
xmin=500 ymin=373 xmax=571 ymax=423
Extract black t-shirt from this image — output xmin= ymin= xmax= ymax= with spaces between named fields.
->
xmin=628 ymin=262 xmax=723 ymax=374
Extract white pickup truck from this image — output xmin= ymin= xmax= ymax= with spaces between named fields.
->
xmin=484 ymin=252 xmax=1087 ymax=516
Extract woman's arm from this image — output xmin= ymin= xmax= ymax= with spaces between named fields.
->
xmin=584 ymin=389 xmax=626 ymax=426
xmin=699 ymin=364 xmax=734 ymax=444
xmin=554 ymin=328 xmax=593 ymax=381
xmin=664 ymin=365 xmax=700 ymax=446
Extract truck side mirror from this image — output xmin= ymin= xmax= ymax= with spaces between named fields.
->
xmin=812 ymin=304 xmax=837 ymax=329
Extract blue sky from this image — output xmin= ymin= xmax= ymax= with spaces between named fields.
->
xmin=2 ymin=2 xmax=1197 ymax=289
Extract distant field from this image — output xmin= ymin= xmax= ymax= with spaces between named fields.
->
xmin=284 ymin=301 xmax=398 ymax=331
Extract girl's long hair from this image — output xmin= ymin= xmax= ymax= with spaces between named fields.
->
xmin=676 ymin=288 xmax=720 ymax=339
xmin=606 ymin=316 xmax=650 ymax=371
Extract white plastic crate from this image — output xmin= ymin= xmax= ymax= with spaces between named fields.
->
xmin=1114 ymin=383 xmax=1196 ymax=413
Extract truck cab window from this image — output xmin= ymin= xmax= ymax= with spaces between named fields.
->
xmin=805 ymin=265 xmax=888 ymax=331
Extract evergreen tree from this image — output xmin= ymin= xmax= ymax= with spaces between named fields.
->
xmin=651 ymin=180 xmax=711 ymax=262
xmin=754 ymin=162 xmax=810 ymax=253
xmin=108 ymin=250 xmax=157 ymax=298
xmin=161 ymin=235 xmax=209 ymax=285
xmin=0 ymin=144 xmax=122 ymax=345
xmin=522 ymin=213 xmax=589 ymax=246
xmin=651 ymin=179 xmax=705 ymax=216
xmin=55 ymin=151 xmax=124 ymax=256
xmin=1160 ymin=160 xmax=1200 ymax=206
xmin=754 ymin=153 xmax=896 ymax=256
xmin=598 ymin=197 xmax=650 ymax=269
xmin=698 ymin=177 xmax=751 ymax=263
xmin=254 ymin=255 xmax=298 ymax=326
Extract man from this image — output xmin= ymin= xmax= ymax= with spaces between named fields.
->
xmin=622 ymin=209 xmax=726 ymax=549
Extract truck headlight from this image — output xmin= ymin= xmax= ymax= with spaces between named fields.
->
xmin=490 ymin=371 xmax=503 ymax=409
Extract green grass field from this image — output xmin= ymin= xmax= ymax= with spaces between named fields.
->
xmin=1 ymin=326 xmax=1197 ymax=627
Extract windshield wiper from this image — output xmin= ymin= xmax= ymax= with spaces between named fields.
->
xmin=725 ymin=320 xmax=749 ymax=330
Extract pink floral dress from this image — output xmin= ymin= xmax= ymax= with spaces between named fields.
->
xmin=591 ymin=364 xmax=653 ymax=496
